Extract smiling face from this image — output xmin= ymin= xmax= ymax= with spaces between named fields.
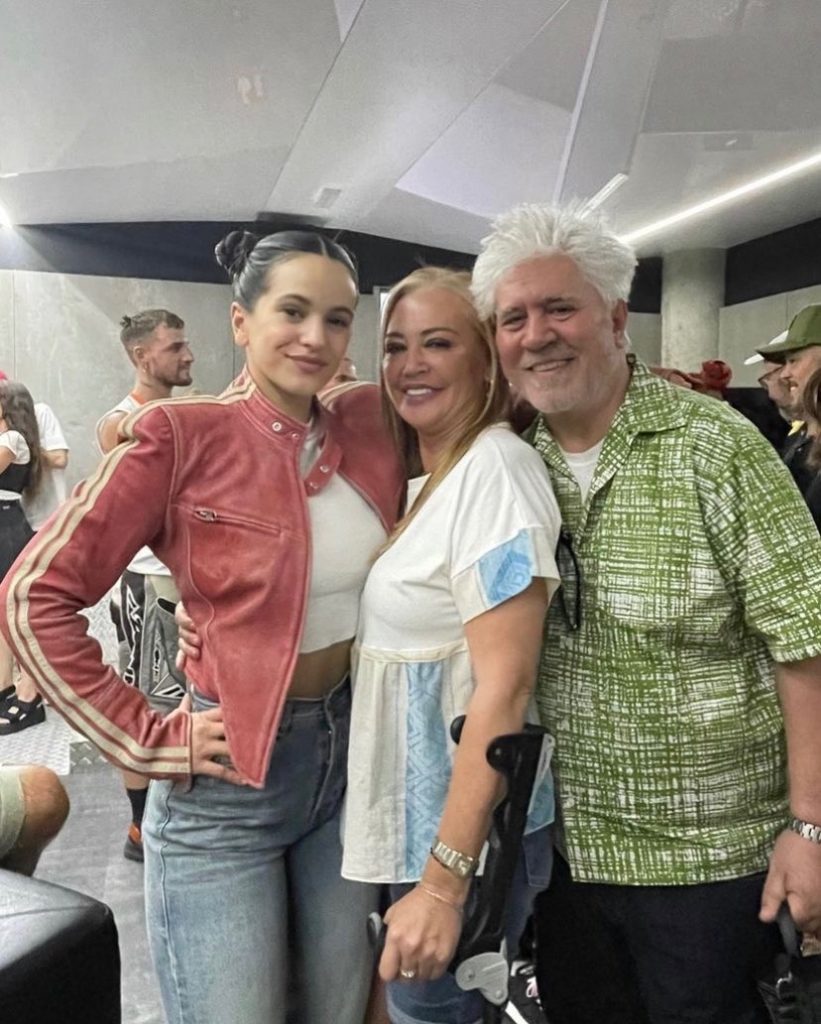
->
xmin=382 ymin=287 xmax=489 ymax=467
xmin=494 ymin=254 xmax=629 ymax=439
xmin=779 ymin=345 xmax=821 ymax=415
xmin=231 ymin=253 xmax=357 ymax=421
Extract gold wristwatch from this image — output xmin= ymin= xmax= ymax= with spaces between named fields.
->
xmin=430 ymin=837 xmax=479 ymax=879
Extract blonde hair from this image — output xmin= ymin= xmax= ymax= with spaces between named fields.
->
xmin=380 ymin=267 xmax=509 ymax=549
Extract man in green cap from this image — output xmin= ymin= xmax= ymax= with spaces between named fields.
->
xmin=756 ymin=305 xmax=821 ymax=525
xmin=756 ymin=304 xmax=821 ymax=412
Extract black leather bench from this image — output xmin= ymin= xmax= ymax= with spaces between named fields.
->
xmin=0 ymin=868 xmax=120 ymax=1024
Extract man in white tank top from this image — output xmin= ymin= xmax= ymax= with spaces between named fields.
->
xmin=96 ymin=309 xmax=194 ymax=862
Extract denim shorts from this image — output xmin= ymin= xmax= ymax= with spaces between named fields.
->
xmin=386 ymin=825 xmax=553 ymax=1024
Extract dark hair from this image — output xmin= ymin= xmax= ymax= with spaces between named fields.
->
xmin=0 ymin=380 xmax=42 ymax=497
xmin=214 ymin=230 xmax=358 ymax=309
xmin=119 ymin=309 xmax=185 ymax=353
xmin=804 ymin=365 xmax=821 ymax=469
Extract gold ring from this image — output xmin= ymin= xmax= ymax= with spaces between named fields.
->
xmin=399 ymin=968 xmax=416 ymax=980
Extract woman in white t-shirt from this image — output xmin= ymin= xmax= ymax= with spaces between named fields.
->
xmin=342 ymin=268 xmax=562 ymax=1024
xmin=0 ymin=380 xmax=45 ymax=734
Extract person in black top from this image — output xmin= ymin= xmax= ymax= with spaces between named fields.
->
xmin=0 ymin=380 xmax=44 ymax=733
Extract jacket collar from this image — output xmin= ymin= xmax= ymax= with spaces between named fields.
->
xmin=229 ymin=372 xmax=343 ymax=494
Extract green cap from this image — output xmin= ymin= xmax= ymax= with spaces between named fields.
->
xmin=755 ymin=304 xmax=821 ymax=361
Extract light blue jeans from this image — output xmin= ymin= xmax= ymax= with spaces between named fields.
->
xmin=143 ymin=677 xmax=378 ymax=1024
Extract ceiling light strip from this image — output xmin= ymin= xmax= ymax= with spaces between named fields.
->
xmin=620 ymin=148 xmax=821 ymax=245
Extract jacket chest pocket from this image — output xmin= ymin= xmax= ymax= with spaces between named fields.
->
xmin=176 ymin=503 xmax=290 ymax=602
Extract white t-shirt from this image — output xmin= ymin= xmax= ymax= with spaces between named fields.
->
xmin=0 ymin=430 xmax=30 ymax=501
xmin=298 ymin=421 xmax=387 ymax=653
xmin=96 ymin=393 xmax=170 ymax=577
xmin=23 ymin=403 xmax=69 ymax=530
xmin=558 ymin=439 xmax=603 ymax=501
xmin=342 ymin=425 xmax=561 ymax=883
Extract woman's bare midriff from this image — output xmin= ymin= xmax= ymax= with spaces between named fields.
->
xmin=287 ymin=638 xmax=353 ymax=698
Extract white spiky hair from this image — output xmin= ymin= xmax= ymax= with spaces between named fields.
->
xmin=471 ymin=201 xmax=637 ymax=318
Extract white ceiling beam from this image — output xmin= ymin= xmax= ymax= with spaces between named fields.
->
xmin=554 ymin=0 xmax=670 ymax=205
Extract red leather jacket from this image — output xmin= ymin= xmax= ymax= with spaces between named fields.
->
xmin=0 ymin=377 xmax=403 ymax=787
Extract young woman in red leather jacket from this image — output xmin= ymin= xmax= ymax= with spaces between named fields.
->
xmin=0 ymin=230 xmax=403 ymax=1024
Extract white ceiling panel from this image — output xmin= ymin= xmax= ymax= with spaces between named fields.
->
xmin=395 ymin=84 xmax=569 ymax=218
xmin=263 ymin=0 xmax=567 ymax=225
xmin=357 ymin=189 xmax=491 ymax=255
xmin=333 ymin=0 xmax=366 ymax=41
xmin=0 ymin=149 xmax=286 ymax=225
xmin=0 ymin=0 xmax=342 ymax=193
xmin=555 ymin=0 xmax=670 ymax=202
xmin=607 ymin=130 xmax=821 ymax=251
xmin=0 ymin=0 xmax=819 ymax=259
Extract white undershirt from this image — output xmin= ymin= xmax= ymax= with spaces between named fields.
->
xmin=558 ymin=439 xmax=604 ymax=501
xmin=0 ymin=430 xmax=31 ymax=502
xmin=299 ymin=421 xmax=386 ymax=654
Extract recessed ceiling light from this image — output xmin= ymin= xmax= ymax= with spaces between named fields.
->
xmin=620 ymin=148 xmax=821 ymax=245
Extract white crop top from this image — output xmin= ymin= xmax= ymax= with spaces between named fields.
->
xmin=299 ymin=423 xmax=387 ymax=654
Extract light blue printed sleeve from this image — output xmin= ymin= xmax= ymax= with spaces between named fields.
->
xmin=448 ymin=432 xmax=561 ymax=624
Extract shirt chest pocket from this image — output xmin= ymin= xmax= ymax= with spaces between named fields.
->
xmin=587 ymin=516 xmax=730 ymax=636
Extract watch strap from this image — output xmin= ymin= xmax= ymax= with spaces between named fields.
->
xmin=790 ymin=817 xmax=821 ymax=844
xmin=430 ymin=837 xmax=478 ymax=879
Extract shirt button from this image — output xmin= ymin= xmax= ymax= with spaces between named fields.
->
xmin=272 ymin=421 xmax=282 ymax=432
xmin=308 ymin=482 xmax=319 ymax=491
xmin=557 ymin=718 xmax=569 ymax=731
xmin=289 ymin=432 xmax=300 ymax=440
xmin=319 ymin=464 xmax=330 ymax=473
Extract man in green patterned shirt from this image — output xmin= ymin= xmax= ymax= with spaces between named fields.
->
xmin=472 ymin=204 xmax=821 ymax=1024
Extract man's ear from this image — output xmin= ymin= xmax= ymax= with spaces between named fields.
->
xmin=131 ymin=343 xmax=146 ymax=368
xmin=612 ymin=300 xmax=628 ymax=348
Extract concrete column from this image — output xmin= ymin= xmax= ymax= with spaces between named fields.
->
xmin=660 ymin=248 xmax=725 ymax=369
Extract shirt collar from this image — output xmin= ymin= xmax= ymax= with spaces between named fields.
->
xmin=531 ymin=356 xmax=689 ymax=459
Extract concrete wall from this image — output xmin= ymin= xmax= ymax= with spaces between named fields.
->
xmin=626 ymin=312 xmax=662 ymax=366
xmin=0 ymin=270 xmax=237 ymax=488
xmin=0 ymin=271 xmax=386 ymax=491
xmin=5 ymin=261 xmax=816 ymax=494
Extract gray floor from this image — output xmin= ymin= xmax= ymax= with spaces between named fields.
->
xmin=36 ymin=765 xmax=164 ymax=1024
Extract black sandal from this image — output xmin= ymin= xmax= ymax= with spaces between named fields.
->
xmin=0 ymin=694 xmax=45 ymax=735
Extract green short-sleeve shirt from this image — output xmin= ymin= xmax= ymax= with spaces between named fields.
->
xmin=531 ymin=359 xmax=821 ymax=885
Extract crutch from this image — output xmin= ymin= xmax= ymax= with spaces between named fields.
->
xmin=369 ymin=715 xmax=549 ymax=1024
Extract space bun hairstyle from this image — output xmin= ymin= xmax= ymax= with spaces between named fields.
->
xmin=215 ymin=229 xmax=359 ymax=310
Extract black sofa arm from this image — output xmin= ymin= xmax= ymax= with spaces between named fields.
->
xmin=0 ymin=868 xmax=121 ymax=1024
